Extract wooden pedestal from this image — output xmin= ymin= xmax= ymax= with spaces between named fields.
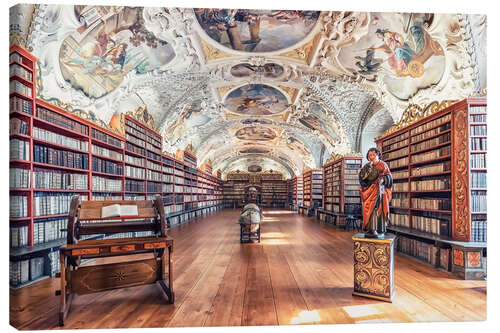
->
xmin=352 ymin=233 xmax=395 ymax=302
xmin=450 ymin=243 xmax=486 ymax=280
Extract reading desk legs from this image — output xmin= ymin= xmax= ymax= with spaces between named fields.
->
xmin=58 ymin=252 xmax=72 ymax=326
xmin=158 ymin=243 xmax=175 ymax=304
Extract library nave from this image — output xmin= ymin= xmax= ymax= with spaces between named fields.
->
xmin=8 ymin=3 xmax=488 ymax=330
xmin=10 ymin=209 xmax=486 ymax=329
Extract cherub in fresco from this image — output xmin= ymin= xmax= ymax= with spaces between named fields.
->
xmin=236 ymin=96 xmax=280 ymax=112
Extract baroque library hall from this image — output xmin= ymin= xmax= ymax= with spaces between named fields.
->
xmin=6 ymin=1 xmax=492 ymax=331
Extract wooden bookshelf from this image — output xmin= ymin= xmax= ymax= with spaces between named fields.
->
xmin=322 ymin=156 xmax=362 ymax=215
xmin=301 ymin=169 xmax=322 ymax=215
xmin=376 ymin=98 xmax=487 ymax=279
xmin=290 ymin=175 xmax=303 ymax=209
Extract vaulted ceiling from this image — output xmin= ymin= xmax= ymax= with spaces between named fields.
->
xmin=11 ymin=5 xmax=486 ymax=179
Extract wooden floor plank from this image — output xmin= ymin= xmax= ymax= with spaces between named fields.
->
xmin=10 ymin=209 xmax=486 ymax=329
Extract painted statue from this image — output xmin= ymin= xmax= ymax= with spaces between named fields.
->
xmin=359 ymin=148 xmax=392 ymax=237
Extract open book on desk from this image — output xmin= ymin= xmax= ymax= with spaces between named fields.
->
xmin=101 ymin=204 xmax=139 ymax=218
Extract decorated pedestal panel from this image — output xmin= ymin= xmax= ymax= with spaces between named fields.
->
xmin=352 ymin=233 xmax=395 ymax=302
xmin=451 ymin=244 xmax=486 ymax=280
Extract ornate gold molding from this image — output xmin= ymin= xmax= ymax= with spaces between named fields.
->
xmin=326 ymin=153 xmax=344 ymax=164
xmin=125 ymin=106 xmax=159 ymax=132
xmin=377 ymin=100 xmax=457 ymax=140
xmin=278 ymin=34 xmax=318 ymax=64
xmin=184 ymin=142 xmax=196 ymax=156
xmin=277 ymin=85 xmax=299 ymax=103
xmin=200 ymin=38 xmax=233 ymax=62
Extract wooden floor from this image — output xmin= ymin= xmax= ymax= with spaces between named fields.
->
xmin=10 ymin=209 xmax=486 ymax=329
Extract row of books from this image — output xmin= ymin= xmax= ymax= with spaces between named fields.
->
xmin=34 ymin=127 xmax=89 ymax=152
xmin=344 ymin=197 xmax=361 ymax=204
xmin=34 ymin=144 xmax=89 ymax=170
xmin=10 ymin=63 xmax=33 ymax=81
xmin=36 ymin=106 xmax=89 ymax=136
xmin=470 ymin=138 xmax=487 ymax=151
xmin=384 ymin=147 xmax=408 ymax=161
xmin=392 ymin=193 xmax=409 ymax=208
xmin=383 ymin=138 xmax=408 ymax=152
xmin=393 ymin=182 xmax=409 ymax=192
xmin=147 ymin=170 xmax=162 ymax=182
xmin=125 ymin=132 xmax=146 ymax=148
xmin=392 ymin=170 xmax=409 ymax=179
xmin=125 ymin=119 xmax=162 ymax=145
xmin=471 ymin=220 xmax=487 ymax=242
xmin=10 ymin=96 xmax=33 ymax=115
xmin=165 ymin=204 xmax=184 ymax=215
xmin=91 ymin=128 xmax=124 ymax=149
xmin=10 ymin=168 xmax=30 ymax=188
xmin=33 ymin=217 xmax=67 ymax=244
xmin=382 ymin=131 xmax=408 ymax=147
xmin=92 ymin=156 xmax=123 ymax=175
xmin=470 ymin=153 xmax=486 ymax=169
xmin=10 ymin=80 xmax=32 ymax=97
xmin=10 ymin=195 xmax=28 ymax=218
xmin=391 ymin=212 xmax=410 ymax=228
xmin=471 ymin=171 xmax=487 ymax=188
xmin=411 ymin=122 xmax=450 ymax=143
xmin=411 ymin=145 xmax=451 ymax=164
xmin=33 ymin=193 xmax=88 ymax=216
xmin=10 ymin=139 xmax=30 ymax=160
xmin=387 ymin=156 xmax=408 ymax=169
xmin=147 ymin=143 xmax=162 ymax=156
xmin=410 ymin=177 xmax=451 ymax=191
xmin=125 ymin=154 xmax=145 ymax=167
xmin=411 ymin=197 xmax=451 ymax=211
xmin=412 ymin=215 xmax=449 ymax=236
xmin=10 ymin=257 xmax=45 ymax=286
xmin=92 ymin=175 xmax=122 ymax=192
xmin=126 ymin=142 xmax=146 ymax=156
xmin=125 ymin=179 xmax=145 ymax=192
xmin=470 ymin=125 xmax=487 ymax=136
xmin=33 ymin=168 xmax=88 ymax=190
xmin=411 ymin=132 xmax=450 ymax=153
xmin=395 ymin=236 xmax=446 ymax=269
xmin=10 ymin=225 xmax=28 ymax=248
xmin=471 ymin=190 xmax=487 ymax=212
xmin=410 ymin=114 xmax=451 ymax=136
xmin=93 ymin=194 xmax=122 ymax=200
xmin=147 ymin=182 xmax=162 ymax=193
xmin=411 ymin=161 xmax=451 ymax=176
xmin=147 ymin=160 xmax=162 ymax=171
xmin=125 ymin=165 xmax=145 ymax=179
xmin=92 ymin=144 xmax=123 ymax=161
xmin=470 ymin=114 xmax=486 ymax=123
xmin=10 ymin=118 xmax=29 ymax=136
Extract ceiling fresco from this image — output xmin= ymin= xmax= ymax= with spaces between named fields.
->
xmin=13 ymin=4 xmax=486 ymax=179
xmin=194 ymin=9 xmax=320 ymax=53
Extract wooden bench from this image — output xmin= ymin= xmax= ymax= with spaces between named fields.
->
xmin=56 ymin=195 xmax=174 ymax=326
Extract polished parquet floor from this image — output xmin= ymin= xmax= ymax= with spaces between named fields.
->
xmin=10 ymin=209 xmax=487 ymax=329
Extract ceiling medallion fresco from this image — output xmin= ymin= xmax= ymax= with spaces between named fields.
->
xmin=225 ymin=84 xmax=289 ymax=115
xmin=248 ymin=165 xmax=263 ymax=172
xmin=194 ymin=9 xmax=320 ymax=53
xmin=59 ymin=6 xmax=175 ymax=99
xmin=338 ymin=13 xmax=445 ymax=100
xmin=235 ymin=126 xmax=277 ymax=141
xmin=230 ymin=63 xmax=284 ymax=77
xmin=240 ymin=147 xmax=271 ymax=154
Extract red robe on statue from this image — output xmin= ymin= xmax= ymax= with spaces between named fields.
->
xmin=360 ymin=160 xmax=392 ymax=230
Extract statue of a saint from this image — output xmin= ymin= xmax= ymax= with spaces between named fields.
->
xmin=359 ymin=148 xmax=393 ymax=238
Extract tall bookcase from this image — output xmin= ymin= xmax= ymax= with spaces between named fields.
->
xmin=291 ymin=175 xmax=303 ymax=208
xmin=9 ymin=46 xmax=224 ymax=288
xmin=376 ymin=98 xmax=487 ymax=279
xmin=301 ymin=169 xmax=322 ymax=215
xmin=322 ymin=156 xmax=362 ymax=214
xmin=261 ymin=173 xmax=287 ymax=208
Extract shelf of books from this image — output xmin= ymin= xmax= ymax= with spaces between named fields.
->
xmin=376 ymin=98 xmax=486 ymax=279
xmin=222 ymin=173 xmax=249 ymax=208
xmin=290 ymin=175 xmax=303 ymax=211
xmin=300 ymin=169 xmax=322 ymax=216
xmin=287 ymin=179 xmax=294 ymax=208
xmin=319 ymin=156 xmax=362 ymax=222
xmin=261 ymin=173 xmax=287 ymax=208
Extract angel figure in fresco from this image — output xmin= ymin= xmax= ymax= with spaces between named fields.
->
xmin=236 ymin=96 xmax=280 ymax=112
xmin=368 ymin=14 xmax=443 ymax=78
xmin=359 ymin=148 xmax=392 ymax=238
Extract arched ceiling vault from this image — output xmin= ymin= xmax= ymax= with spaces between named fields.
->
xmin=17 ymin=5 xmax=485 ymax=178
